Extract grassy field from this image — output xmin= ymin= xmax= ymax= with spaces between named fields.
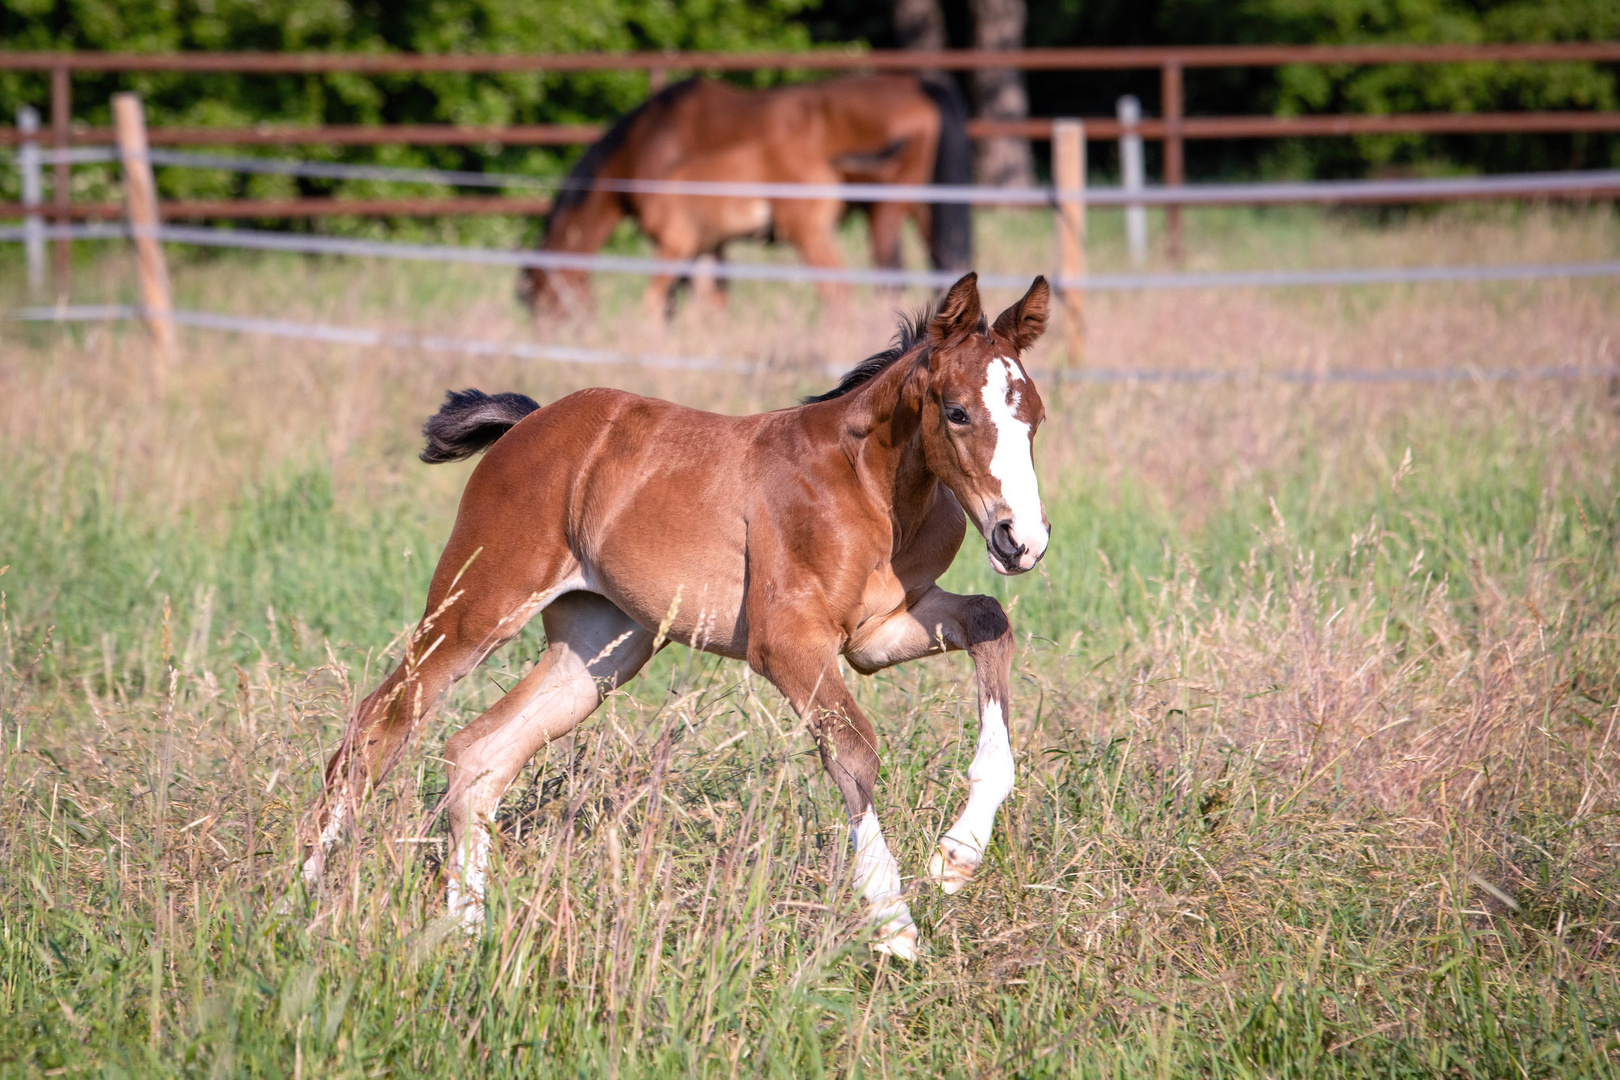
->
xmin=2 ymin=205 xmax=1620 ymax=1077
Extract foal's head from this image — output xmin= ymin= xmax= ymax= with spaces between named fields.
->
xmin=918 ymin=273 xmax=1051 ymax=575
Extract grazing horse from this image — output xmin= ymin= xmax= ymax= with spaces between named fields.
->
xmin=304 ymin=273 xmax=1049 ymax=959
xmin=519 ymin=74 xmax=973 ymax=318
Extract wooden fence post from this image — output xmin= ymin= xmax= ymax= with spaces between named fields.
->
xmin=50 ymin=65 xmax=71 ymax=295
xmin=113 ymin=93 xmax=175 ymax=364
xmin=17 ymin=106 xmax=44 ymax=295
xmin=1161 ymin=59 xmax=1185 ymax=263
xmin=1052 ymin=118 xmax=1085 ymax=366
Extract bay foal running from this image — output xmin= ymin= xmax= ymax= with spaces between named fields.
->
xmin=304 ymin=273 xmax=1051 ymax=959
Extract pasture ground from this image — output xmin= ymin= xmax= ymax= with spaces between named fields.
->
xmin=2 ymin=205 xmax=1619 ymax=1077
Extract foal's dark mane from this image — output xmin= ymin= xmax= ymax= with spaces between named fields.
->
xmin=805 ymin=303 xmax=998 ymax=404
xmin=803 ymin=309 xmax=933 ymax=404
xmin=543 ymin=78 xmax=704 ymax=240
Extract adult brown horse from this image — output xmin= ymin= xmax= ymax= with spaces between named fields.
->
xmin=519 ymin=74 xmax=973 ymax=317
xmin=303 ymin=273 xmax=1048 ymax=960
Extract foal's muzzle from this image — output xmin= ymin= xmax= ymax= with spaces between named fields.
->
xmin=989 ymin=520 xmax=1027 ymax=572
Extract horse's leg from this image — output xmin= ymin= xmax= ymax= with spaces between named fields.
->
xmin=867 ymin=201 xmax=909 ymax=271
xmin=689 ymin=253 xmax=724 ymax=310
xmin=749 ymin=628 xmax=918 ymax=959
xmin=302 ymin=556 xmax=566 ymax=887
xmin=771 ymin=198 xmax=848 ymax=305
xmin=907 ymin=202 xmax=933 ymax=265
xmin=643 ymin=203 xmax=700 ymax=319
xmin=441 ymin=591 xmax=655 ymax=928
xmin=844 ymin=585 xmax=1016 ymax=895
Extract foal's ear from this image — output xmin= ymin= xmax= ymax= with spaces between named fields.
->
xmin=984 ymin=275 xmax=1049 ymax=354
xmin=928 ymin=272 xmax=983 ymax=349
xmin=991 ymin=276 xmax=1050 ymax=354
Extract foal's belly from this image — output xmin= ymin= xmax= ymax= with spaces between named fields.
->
xmin=571 ymin=470 xmax=752 ymax=660
xmin=580 ymin=549 xmax=751 ymax=661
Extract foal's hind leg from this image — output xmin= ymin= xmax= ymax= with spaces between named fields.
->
xmin=301 ymin=565 xmax=562 ymax=887
xmin=442 ymin=591 xmax=655 ymax=929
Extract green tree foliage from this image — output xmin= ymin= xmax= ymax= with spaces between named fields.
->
xmin=810 ymin=0 xmax=1618 ymax=176
xmin=1169 ymin=0 xmax=1620 ymax=174
xmin=0 ymin=0 xmax=812 ymax=224
xmin=1022 ymin=0 xmax=1620 ymax=175
xmin=0 ymin=0 xmax=1614 ymax=202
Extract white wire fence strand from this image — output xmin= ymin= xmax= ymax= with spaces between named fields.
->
xmin=22 ymin=146 xmax=121 ymax=166
xmin=11 ymin=304 xmax=1620 ymax=386
xmin=8 ymin=304 xmax=751 ymax=372
xmin=2 ymin=221 xmax=1616 ymax=292
xmin=12 ymin=145 xmax=1620 ymax=206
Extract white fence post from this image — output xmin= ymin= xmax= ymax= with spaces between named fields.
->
xmin=1117 ymin=95 xmax=1148 ymax=268
xmin=1052 ymin=118 xmax=1086 ymax=366
xmin=17 ymin=106 xmax=45 ymax=295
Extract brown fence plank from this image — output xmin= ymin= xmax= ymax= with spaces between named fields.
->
xmin=0 ymin=43 xmax=1618 ymax=75
xmin=973 ymin=111 xmax=1620 ymax=141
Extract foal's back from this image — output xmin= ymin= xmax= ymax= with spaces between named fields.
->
xmin=431 ymin=388 xmax=852 ymax=659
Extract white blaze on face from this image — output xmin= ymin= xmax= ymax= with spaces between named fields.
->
xmin=981 ymin=356 xmax=1048 ymax=569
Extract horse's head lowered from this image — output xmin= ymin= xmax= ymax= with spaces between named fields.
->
xmin=917 ymin=273 xmax=1051 ymax=576
xmin=518 ymin=264 xmax=590 ymax=318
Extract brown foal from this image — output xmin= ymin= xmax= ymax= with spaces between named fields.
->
xmin=304 ymin=273 xmax=1050 ymax=959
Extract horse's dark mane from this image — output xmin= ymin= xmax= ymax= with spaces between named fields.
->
xmin=543 ymin=78 xmax=704 ymax=240
xmin=802 ymin=308 xmax=933 ymax=404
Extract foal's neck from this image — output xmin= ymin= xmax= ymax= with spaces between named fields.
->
xmin=841 ymin=351 xmax=937 ymax=533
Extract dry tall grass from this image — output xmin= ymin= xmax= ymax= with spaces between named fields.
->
xmin=1 ymin=205 xmax=1618 ymax=1076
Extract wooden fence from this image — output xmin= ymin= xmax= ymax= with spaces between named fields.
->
xmin=6 ymin=43 xmax=1619 ymax=289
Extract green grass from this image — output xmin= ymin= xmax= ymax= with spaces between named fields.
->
xmin=2 ymin=208 xmax=1619 ymax=1077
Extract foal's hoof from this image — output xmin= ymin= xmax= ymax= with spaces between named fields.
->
xmin=873 ymin=922 xmax=920 ymax=962
xmin=929 ymin=835 xmax=983 ymax=895
xmin=445 ymin=885 xmax=486 ymax=937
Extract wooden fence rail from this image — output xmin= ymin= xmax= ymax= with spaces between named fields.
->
xmin=7 ymin=43 xmax=1618 ymax=289
xmin=4 ymin=42 xmax=1619 ymax=73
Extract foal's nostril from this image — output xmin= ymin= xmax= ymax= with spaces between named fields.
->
xmin=990 ymin=521 xmax=1026 ymax=564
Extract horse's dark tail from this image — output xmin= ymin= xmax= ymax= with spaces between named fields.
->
xmin=921 ymin=76 xmax=974 ymax=272
xmin=420 ymin=389 xmax=542 ymax=464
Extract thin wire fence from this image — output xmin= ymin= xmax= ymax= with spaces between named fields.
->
xmin=13 ymin=303 xmax=1619 ymax=385
xmin=5 ymin=142 xmax=1617 ymax=369
xmin=4 ymin=221 xmax=1617 ymax=293
xmin=9 ymin=145 xmax=1620 ymax=206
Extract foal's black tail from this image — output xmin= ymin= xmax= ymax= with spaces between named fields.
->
xmin=420 ymin=389 xmax=542 ymax=464
xmin=921 ymin=76 xmax=974 ymax=272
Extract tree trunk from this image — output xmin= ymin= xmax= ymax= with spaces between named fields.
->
xmin=969 ymin=0 xmax=1035 ymax=188
xmin=893 ymin=0 xmax=945 ymax=51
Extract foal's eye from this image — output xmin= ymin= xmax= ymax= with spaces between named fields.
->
xmin=945 ymin=405 xmax=970 ymax=426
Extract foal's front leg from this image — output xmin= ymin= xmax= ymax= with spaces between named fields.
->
xmin=845 ymin=586 xmax=1017 ymax=894
xmin=749 ymin=631 xmax=919 ymax=960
